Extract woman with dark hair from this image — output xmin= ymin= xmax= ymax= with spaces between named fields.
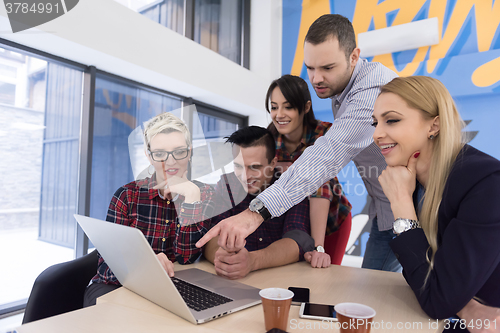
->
xmin=265 ymin=74 xmax=352 ymax=267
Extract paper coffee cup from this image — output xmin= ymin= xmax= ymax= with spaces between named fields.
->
xmin=259 ymin=288 xmax=294 ymax=332
xmin=335 ymin=302 xmax=376 ymax=333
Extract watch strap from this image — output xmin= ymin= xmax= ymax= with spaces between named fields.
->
xmin=258 ymin=206 xmax=271 ymax=221
xmin=314 ymin=245 xmax=325 ymax=253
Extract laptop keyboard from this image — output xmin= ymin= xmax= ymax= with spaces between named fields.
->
xmin=171 ymin=277 xmax=233 ymax=312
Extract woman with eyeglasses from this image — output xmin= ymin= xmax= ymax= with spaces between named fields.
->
xmin=83 ymin=112 xmax=214 ymax=307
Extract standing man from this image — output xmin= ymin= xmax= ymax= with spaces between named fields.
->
xmin=198 ymin=14 xmax=399 ymax=272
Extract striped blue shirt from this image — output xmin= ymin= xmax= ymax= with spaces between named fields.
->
xmin=258 ymin=59 xmax=398 ymax=231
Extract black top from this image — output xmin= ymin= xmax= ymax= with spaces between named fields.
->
xmin=390 ymin=145 xmax=500 ymax=319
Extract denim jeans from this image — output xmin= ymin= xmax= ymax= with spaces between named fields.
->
xmin=361 ymin=217 xmax=402 ymax=272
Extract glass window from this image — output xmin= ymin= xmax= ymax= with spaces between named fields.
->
xmin=194 ymin=0 xmax=242 ymax=64
xmin=90 ymin=75 xmax=182 ymax=220
xmin=115 ymin=0 xmax=184 ymax=34
xmin=0 ymin=46 xmax=83 ymax=307
xmin=114 ymin=0 xmax=247 ymax=66
xmin=190 ymin=105 xmax=245 ymax=185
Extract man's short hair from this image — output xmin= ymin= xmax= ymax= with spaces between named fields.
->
xmin=305 ymin=14 xmax=356 ymax=59
xmin=225 ymin=126 xmax=276 ymax=164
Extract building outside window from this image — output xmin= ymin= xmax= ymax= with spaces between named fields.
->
xmin=0 ymin=46 xmax=83 ymax=310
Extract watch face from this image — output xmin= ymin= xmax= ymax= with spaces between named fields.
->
xmin=393 ymin=220 xmax=409 ymax=234
xmin=249 ymin=198 xmax=264 ymax=212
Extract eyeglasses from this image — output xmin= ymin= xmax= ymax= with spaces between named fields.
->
xmin=148 ymin=148 xmax=189 ymax=162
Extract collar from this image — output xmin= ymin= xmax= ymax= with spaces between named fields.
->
xmin=145 ymin=173 xmax=181 ymax=201
xmin=276 ymin=123 xmax=309 ymax=155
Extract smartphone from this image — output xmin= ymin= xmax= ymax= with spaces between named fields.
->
xmin=299 ymin=302 xmax=338 ymax=321
xmin=288 ymin=287 xmax=310 ymax=306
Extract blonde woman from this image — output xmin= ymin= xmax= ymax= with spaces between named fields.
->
xmin=373 ymin=76 xmax=500 ymax=330
xmin=83 ymin=112 xmax=214 ymax=306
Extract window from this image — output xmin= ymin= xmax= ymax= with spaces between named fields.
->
xmin=89 ymin=74 xmax=182 ymax=220
xmin=139 ymin=0 xmax=184 ymax=34
xmin=190 ymin=103 xmax=246 ymax=184
xmin=194 ymin=0 xmax=243 ymax=64
xmin=114 ymin=0 xmax=250 ymax=67
xmin=0 ymin=40 xmax=247 ymax=317
xmin=0 ymin=46 xmax=84 ymax=309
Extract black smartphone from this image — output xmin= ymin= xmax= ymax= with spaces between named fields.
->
xmin=288 ymin=287 xmax=310 ymax=306
xmin=299 ymin=302 xmax=338 ymax=321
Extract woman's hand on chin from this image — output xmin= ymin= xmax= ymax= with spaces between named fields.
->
xmin=153 ymin=170 xmax=201 ymax=203
xmin=379 ymin=151 xmax=419 ymax=205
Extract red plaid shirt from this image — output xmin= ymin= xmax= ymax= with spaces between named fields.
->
xmin=275 ymin=120 xmax=352 ymax=234
xmin=91 ymin=176 xmax=214 ymax=285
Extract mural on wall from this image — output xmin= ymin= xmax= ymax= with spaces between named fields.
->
xmin=282 ymin=0 xmax=500 ymax=256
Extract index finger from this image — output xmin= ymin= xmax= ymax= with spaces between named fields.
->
xmin=153 ymin=180 xmax=167 ymax=190
xmin=196 ymin=224 xmax=221 ymax=248
xmin=166 ymin=261 xmax=175 ymax=277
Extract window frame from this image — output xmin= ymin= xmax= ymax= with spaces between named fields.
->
xmin=0 ymin=40 xmax=247 ymax=317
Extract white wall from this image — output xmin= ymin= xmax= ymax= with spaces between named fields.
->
xmin=0 ymin=0 xmax=283 ymax=127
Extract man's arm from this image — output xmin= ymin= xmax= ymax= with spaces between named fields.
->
xmin=214 ymin=238 xmax=300 ymax=280
xmin=197 ymin=83 xmax=392 ymax=251
xmin=250 ymin=238 xmax=300 ymax=270
xmin=259 ymin=86 xmax=383 ymax=217
xmin=214 ymin=198 xmax=313 ymax=279
xmin=203 ymin=236 xmax=219 ymax=264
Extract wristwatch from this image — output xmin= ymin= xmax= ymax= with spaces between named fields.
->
xmin=249 ymin=198 xmax=272 ymax=221
xmin=393 ymin=218 xmax=421 ymax=235
xmin=315 ymin=245 xmax=325 ymax=253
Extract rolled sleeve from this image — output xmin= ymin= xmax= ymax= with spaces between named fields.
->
xmin=174 ymin=185 xmax=215 ymax=264
xmin=283 ymin=229 xmax=314 ymax=260
xmin=280 ymin=198 xmax=311 ymax=260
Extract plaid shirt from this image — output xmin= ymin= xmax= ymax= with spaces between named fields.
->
xmin=275 ymin=120 xmax=352 ymax=234
xmin=91 ymin=176 xmax=214 ymax=285
xmin=210 ymin=172 xmax=311 ymax=260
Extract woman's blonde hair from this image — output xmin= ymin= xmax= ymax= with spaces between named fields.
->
xmin=143 ymin=112 xmax=192 ymax=152
xmin=380 ymin=76 xmax=465 ymax=282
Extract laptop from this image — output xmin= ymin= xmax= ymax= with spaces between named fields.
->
xmin=74 ymin=214 xmax=261 ymax=324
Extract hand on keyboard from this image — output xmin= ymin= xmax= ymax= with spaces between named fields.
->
xmin=157 ymin=253 xmax=175 ymax=277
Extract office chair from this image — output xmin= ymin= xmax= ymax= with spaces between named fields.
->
xmin=22 ymin=249 xmax=98 ymax=324
xmin=324 ymin=212 xmax=352 ymax=265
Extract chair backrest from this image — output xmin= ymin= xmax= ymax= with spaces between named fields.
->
xmin=345 ymin=214 xmax=370 ymax=252
xmin=22 ymin=249 xmax=98 ymax=324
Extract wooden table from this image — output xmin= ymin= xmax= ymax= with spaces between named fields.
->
xmin=16 ymin=260 xmax=441 ymax=333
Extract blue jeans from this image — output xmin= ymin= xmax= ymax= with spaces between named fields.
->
xmin=361 ymin=217 xmax=402 ymax=272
